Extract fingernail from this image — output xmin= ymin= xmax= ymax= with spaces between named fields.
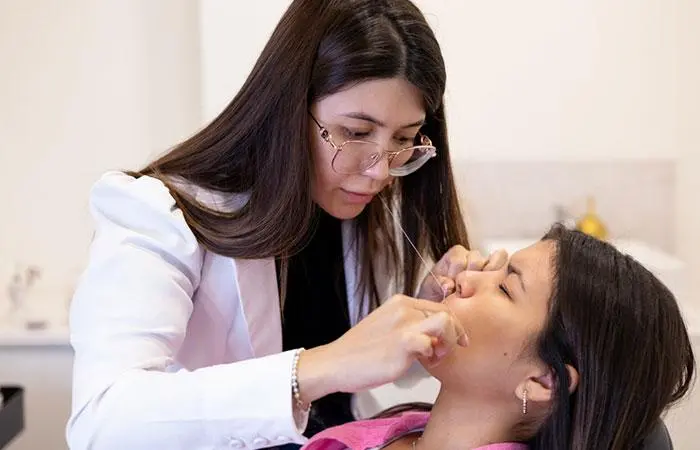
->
xmin=435 ymin=347 xmax=449 ymax=359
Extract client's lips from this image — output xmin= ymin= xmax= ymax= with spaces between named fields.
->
xmin=341 ymin=189 xmax=377 ymax=204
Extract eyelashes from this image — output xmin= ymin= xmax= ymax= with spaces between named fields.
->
xmin=499 ymin=284 xmax=511 ymax=299
xmin=341 ymin=127 xmax=414 ymax=144
xmin=342 ymin=128 xmax=370 ymax=139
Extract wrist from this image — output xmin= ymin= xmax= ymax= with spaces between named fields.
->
xmin=295 ymin=344 xmax=339 ymax=404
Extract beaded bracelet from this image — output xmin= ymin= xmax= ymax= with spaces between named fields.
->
xmin=292 ymin=348 xmax=311 ymax=412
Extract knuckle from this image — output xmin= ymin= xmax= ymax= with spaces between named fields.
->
xmin=469 ymin=250 xmax=485 ymax=261
xmin=399 ymin=330 xmax=416 ymax=348
xmin=393 ymin=301 xmax=415 ymax=323
xmin=394 ymin=307 xmax=410 ymax=323
xmin=447 ymin=245 xmax=467 ymax=258
xmin=387 ymin=294 xmax=406 ymax=306
xmin=433 ymin=311 xmax=451 ymax=326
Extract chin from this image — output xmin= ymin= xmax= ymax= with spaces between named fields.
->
xmin=419 ymin=358 xmax=443 ymax=378
xmin=323 ymin=203 xmax=367 ymax=220
xmin=420 ymin=350 xmax=463 ymax=381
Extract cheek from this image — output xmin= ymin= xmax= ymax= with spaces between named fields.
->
xmin=468 ymin=316 xmax=526 ymax=360
xmin=310 ymin=142 xmax=366 ymax=218
xmin=429 ymin=297 xmax=545 ymax=393
xmin=451 ymin=299 xmax=537 ymax=364
xmin=311 ymin=140 xmax=339 ymax=193
xmin=381 ymin=176 xmax=395 ymax=190
xmin=436 ymin=311 xmax=537 ymax=393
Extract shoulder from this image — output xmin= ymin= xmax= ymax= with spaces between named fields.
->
xmin=302 ymin=412 xmax=429 ymax=450
xmin=90 ymin=170 xmax=177 ymax=214
xmin=87 ymin=171 xmax=205 ymax=281
xmin=90 ymin=170 xmax=250 ymax=215
xmin=89 ymin=171 xmax=196 ymax=244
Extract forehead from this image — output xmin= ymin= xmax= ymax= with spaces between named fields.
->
xmin=512 ymin=240 xmax=556 ymax=306
xmin=314 ymin=78 xmax=425 ymax=126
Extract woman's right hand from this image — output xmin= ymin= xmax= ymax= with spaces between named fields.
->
xmin=296 ymin=294 xmax=468 ymax=404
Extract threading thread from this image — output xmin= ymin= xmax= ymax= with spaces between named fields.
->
xmin=379 ymin=195 xmax=445 ymax=302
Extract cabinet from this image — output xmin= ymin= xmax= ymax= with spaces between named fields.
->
xmin=0 ymin=330 xmax=72 ymax=450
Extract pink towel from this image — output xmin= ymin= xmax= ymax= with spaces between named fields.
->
xmin=302 ymin=412 xmax=529 ymax=450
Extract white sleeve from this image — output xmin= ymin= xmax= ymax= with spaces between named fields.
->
xmin=67 ymin=172 xmax=307 ymax=450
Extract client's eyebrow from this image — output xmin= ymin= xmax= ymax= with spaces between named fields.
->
xmin=341 ymin=112 xmax=425 ymax=129
xmin=508 ymin=262 xmax=526 ymax=293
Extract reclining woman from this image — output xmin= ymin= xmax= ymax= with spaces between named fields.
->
xmin=303 ymin=225 xmax=696 ymax=450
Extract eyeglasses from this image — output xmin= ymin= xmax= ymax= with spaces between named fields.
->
xmin=310 ymin=115 xmax=437 ymax=176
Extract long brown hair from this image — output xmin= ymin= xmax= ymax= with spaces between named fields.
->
xmin=128 ymin=0 xmax=469 ymax=312
xmin=530 ymin=226 xmax=695 ymax=449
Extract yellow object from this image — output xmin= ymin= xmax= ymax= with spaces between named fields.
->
xmin=576 ymin=197 xmax=608 ymax=241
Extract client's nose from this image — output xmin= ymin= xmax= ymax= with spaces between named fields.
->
xmin=454 ymin=265 xmax=507 ymax=298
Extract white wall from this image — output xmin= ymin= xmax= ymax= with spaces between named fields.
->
xmin=0 ymin=1 xmax=690 ymax=323
xmin=0 ymin=4 xmax=201 ymax=449
xmin=675 ymin=0 xmax=700 ymax=308
xmin=0 ymin=1 xmax=685 ymax=291
xmin=0 ymin=0 xmax=201 ymax=287
xmin=199 ymin=0 xmax=291 ymax=131
xmin=200 ymin=0 xmax=677 ymax=162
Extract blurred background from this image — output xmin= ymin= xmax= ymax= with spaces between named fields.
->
xmin=0 ymin=1 xmax=698 ymax=448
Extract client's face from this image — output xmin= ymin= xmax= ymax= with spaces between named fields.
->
xmin=427 ymin=240 xmax=556 ymax=400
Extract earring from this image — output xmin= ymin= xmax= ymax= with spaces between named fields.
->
xmin=522 ymin=388 xmax=528 ymax=415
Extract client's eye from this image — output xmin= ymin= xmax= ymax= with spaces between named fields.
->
xmin=342 ymin=127 xmax=371 ymax=139
xmin=499 ymin=284 xmax=511 ymax=298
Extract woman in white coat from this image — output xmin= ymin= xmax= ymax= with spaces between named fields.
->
xmin=66 ymin=1 xmax=502 ymax=449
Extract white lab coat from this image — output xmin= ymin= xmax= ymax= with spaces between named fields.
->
xmin=67 ymin=171 xmax=438 ymax=450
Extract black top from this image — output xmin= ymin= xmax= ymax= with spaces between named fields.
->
xmin=278 ymin=209 xmax=355 ymax=438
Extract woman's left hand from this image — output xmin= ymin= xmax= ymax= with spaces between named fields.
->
xmin=417 ymin=245 xmax=508 ymax=301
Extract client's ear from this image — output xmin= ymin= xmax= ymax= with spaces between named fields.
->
xmin=515 ymin=365 xmax=579 ymax=405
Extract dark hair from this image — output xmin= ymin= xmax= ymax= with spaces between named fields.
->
xmin=529 ymin=225 xmax=695 ymax=449
xmin=375 ymin=226 xmax=695 ymax=450
xmin=127 ymin=0 xmax=468 ymax=312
